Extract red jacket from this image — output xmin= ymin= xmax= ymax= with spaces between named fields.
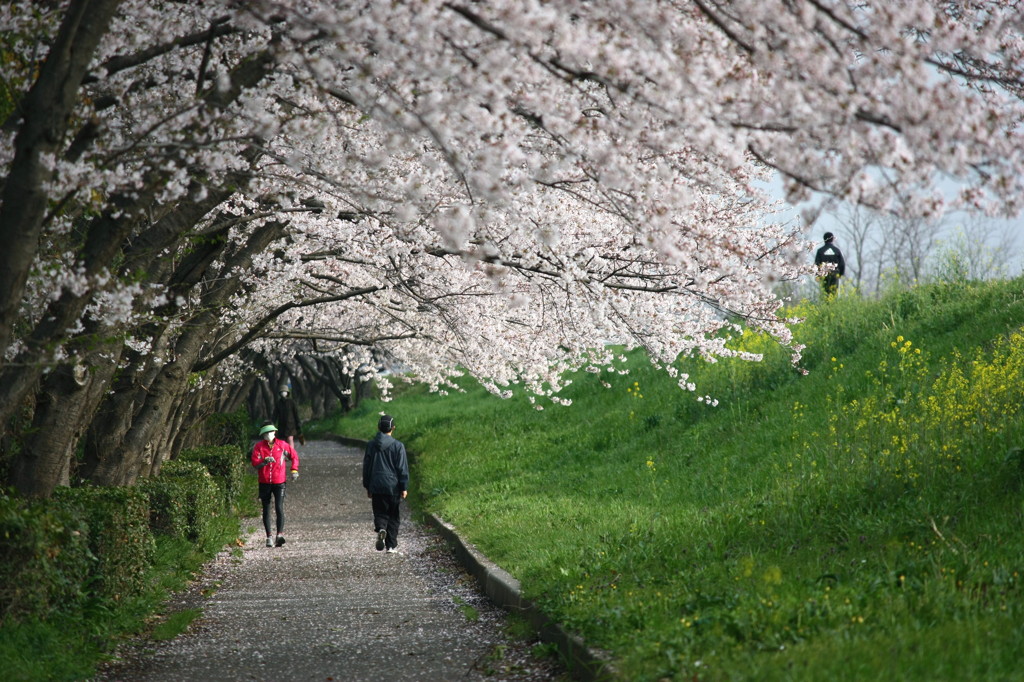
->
xmin=251 ymin=438 xmax=299 ymax=484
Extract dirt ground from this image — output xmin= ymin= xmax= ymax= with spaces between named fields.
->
xmin=93 ymin=439 xmax=565 ymax=682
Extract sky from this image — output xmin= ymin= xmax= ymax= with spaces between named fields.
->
xmin=763 ymin=176 xmax=1024 ymax=280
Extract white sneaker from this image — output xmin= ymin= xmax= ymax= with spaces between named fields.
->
xmin=386 ymin=547 xmax=399 ymax=554
xmin=265 ymin=537 xmax=273 ymax=547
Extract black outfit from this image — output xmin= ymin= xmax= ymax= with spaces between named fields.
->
xmin=273 ymin=396 xmax=303 ymax=439
xmin=814 ymin=239 xmax=846 ymax=296
xmin=362 ymin=431 xmax=409 ymax=550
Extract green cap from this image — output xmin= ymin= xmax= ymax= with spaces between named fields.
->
xmin=259 ymin=424 xmax=278 ymax=436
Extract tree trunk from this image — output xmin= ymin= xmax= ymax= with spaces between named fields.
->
xmin=0 ymin=0 xmax=121 ymax=357
xmin=164 ymin=385 xmax=199 ymax=462
xmin=97 ymin=319 xmax=209 ymax=485
xmin=0 ymin=50 xmax=274 ymax=464
xmin=82 ymin=220 xmax=287 ymax=485
xmin=78 ymin=336 xmax=167 ymax=484
xmin=219 ymin=373 xmax=255 ymax=414
xmin=9 ymin=358 xmax=117 ymax=497
xmin=256 ymin=378 xmax=276 ymax=426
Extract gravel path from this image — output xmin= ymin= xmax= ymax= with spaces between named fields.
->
xmin=94 ymin=440 xmax=564 ymax=681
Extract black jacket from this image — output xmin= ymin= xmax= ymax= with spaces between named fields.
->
xmin=273 ymin=397 xmax=302 ymax=438
xmin=363 ymin=432 xmax=409 ymax=495
xmin=814 ymin=241 xmax=846 ymax=276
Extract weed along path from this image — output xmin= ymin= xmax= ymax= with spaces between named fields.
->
xmin=95 ymin=440 xmax=560 ymax=682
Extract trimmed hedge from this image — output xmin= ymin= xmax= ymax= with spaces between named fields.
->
xmin=0 ymin=490 xmax=92 ymax=624
xmin=194 ymin=407 xmax=250 ymax=450
xmin=53 ymin=486 xmax=154 ymax=603
xmin=178 ymin=445 xmax=248 ymax=513
xmin=141 ymin=460 xmax=220 ymax=542
xmin=1 ymin=409 xmax=251 ymax=632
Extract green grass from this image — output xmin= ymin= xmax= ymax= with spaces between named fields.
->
xmin=323 ymin=277 xmax=1024 ymax=681
xmin=453 ymin=595 xmax=481 ymax=622
xmin=151 ymin=607 xmax=204 ymax=641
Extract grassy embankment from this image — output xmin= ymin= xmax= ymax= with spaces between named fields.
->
xmin=323 ymin=278 xmax=1024 ymax=681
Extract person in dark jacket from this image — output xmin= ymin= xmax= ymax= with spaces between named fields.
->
xmin=362 ymin=414 xmax=408 ymax=553
xmin=814 ymin=231 xmax=846 ymax=297
xmin=273 ymin=384 xmax=304 ymax=449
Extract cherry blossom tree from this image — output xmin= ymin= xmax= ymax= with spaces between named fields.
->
xmin=2 ymin=0 xmax=1023 ymax=496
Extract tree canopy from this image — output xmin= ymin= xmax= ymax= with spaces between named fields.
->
xmin=2 ymin=0 xmax=1023 ymax=495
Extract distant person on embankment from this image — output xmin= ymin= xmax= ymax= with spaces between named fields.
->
xmin=814 ymin=231 xmax=846 ymax=297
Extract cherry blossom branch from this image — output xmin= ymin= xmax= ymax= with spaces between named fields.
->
xmin=262 ymin=331 xmax=419 ymax=345
xmin=193 ymin=285 xmax=384 ymax=372
xmin=84 ymin=16 xmax=237 ymax=82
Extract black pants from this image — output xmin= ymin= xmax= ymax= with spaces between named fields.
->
xmin=371 ymin=493 xmax=402 ymax=550
xmin=259 ymin=482 xmax=286 ymax=535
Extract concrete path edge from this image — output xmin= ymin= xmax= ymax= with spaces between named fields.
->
xmin=421 ymin=512 xmax=618 ymax=681
xmin=328 ymin=435 xmax=617 ymax=681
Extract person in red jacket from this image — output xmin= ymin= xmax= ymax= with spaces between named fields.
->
xmin=251 ymin=423 xmax=300 ymax=547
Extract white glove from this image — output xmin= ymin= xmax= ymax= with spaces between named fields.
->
xmin=291 ymin=471 xmax=299 ymax=481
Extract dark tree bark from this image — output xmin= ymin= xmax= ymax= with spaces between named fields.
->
xmin=219 ymin=372 xmax=256 ymax=414
xmin=8 ymin=357 xmax=118 ymax=497
xmin=0 ymin=195 xmax=157 ymax=429
xmin=80 ymin=219 xmax=287 ymax=486
xmin=161 ymin=385 xmax=201 ymax=468
xmin=0 ymin=104 xmax=271 ymax=434
xmin=53 ymin=210 xmax=235 ymax=486
xmin=0 ymin=34 xmax=276 ymax=495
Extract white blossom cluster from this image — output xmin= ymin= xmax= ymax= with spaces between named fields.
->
xmin=3 ymin=0 xmax=1023 ymax=402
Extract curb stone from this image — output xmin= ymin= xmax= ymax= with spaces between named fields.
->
xmin=329 ymin=434 xmax=617 ymax=680
xmin=422 ymin=512 xmax=618 ymax=681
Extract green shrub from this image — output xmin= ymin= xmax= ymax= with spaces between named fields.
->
xmin=0 ymin=490 xmax=91 ymax=624
xmin=142 ymin=460 xmax=219 ymax=542
xmin=195 ymin=408 xmax=250 ymax=448
xmin=1 ymin=491 xmax=252 ymax=680
xmin=53 ymin=486 xmax=155 ymax=603
xmin=179 ymin=445 xmax=248 ymax=512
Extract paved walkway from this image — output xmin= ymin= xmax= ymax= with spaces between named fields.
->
xmin=95 ymin=440 xmax=561 ymax=681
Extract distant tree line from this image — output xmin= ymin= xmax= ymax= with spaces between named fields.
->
xmin=796 ymin=206 xmax=1020 ymax=300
